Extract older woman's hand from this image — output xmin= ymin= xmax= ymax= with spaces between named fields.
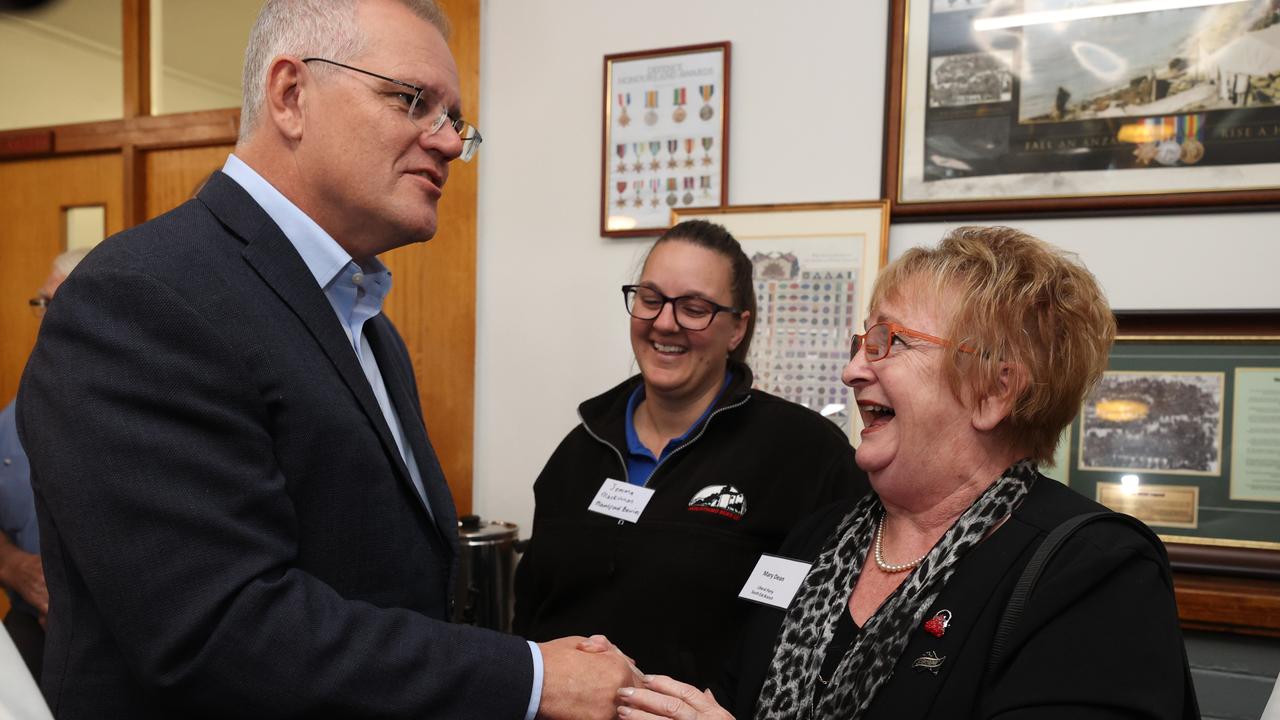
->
xmin=615 ymin=675 xmax=735 ymax=720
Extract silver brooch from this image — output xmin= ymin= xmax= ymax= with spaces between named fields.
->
xmin=912 ymin=650 xmax=946 ymax=675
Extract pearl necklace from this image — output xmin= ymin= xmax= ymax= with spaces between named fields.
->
xmin=873 ymin=509 xmax=928 ymax=573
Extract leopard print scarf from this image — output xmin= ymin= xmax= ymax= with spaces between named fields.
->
xmin=753 ymin=460 xmax=1036 ymax=720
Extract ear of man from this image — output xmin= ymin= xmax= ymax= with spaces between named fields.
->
xmin=265 ymin=56 xmax=307 ymax=142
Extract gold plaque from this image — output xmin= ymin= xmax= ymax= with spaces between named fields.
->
xmin=1096 ymin=482 xmax=1198 ymax=529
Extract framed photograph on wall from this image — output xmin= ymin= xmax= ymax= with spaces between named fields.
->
xmin=602 ymin=42 xmax=730 ymax=237
xmin=884 ymin=0 xmax=1280 ymax=217
xmin=1068 ymin=312 xmax=1280 ymax=578
xmin=673 ymin=201 xmax=889 ymax=443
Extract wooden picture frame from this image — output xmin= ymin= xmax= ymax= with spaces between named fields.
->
xmin=1099 ymin=312 xmax=1280 ymax=581
xmin=883 ymin=0 xmax=1280 ymax=218
xmin=673 ymin=201 xmax=889 ymax=444
xmin=602 ymin=42 xmax=730 ymax=237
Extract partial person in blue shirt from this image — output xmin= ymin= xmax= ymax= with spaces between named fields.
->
xmin=1 ymin=247 xmax=88 ymax=683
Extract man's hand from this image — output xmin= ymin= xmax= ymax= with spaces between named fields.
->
xmin=536 ymin=636 xmax=643 ymax=720
xmin=0 ymin=541 xmax=48 ymax=617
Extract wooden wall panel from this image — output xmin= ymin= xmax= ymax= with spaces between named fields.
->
xmin=144 ymin=144 xmax=235 ymax=219
xmin=383 ymin=0 xmax=480 ymax=516
xmin=0 ymin=153 xmax=124 ymax=406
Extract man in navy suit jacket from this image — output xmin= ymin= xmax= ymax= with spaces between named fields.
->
xmin=17 ymin=0 xmax=634 ymax=717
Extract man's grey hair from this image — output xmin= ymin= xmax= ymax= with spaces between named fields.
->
xmin=239 ymin=0 xmax=450 ymax=140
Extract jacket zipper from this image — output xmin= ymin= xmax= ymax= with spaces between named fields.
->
xmin=579 ymin=393 xmax=753 ymax=524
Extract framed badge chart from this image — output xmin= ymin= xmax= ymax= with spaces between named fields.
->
xmin=884 ymin=0 xmax=1280 ymax=217
xmin=674 ymin=202 xmax=890 ymax=444
xmin=1065 ymin=312 xmax=1280 ymax=580
xmin=602 ymin=42 xmax=729 ymax=237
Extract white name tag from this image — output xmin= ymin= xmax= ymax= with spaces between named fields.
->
xmin=738 ymin=554 xmax=813 ymax=609
xmin=587 ymin=478 xmax=655 ymax=524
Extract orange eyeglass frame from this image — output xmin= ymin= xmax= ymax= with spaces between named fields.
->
xmin=849 ymin=321 xmax=977 ymax=361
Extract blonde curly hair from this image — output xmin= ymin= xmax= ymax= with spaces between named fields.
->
xmin=871 ymin=226 xmax=1116 ymax=464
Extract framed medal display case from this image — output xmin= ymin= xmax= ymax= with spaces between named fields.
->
xmin=602 ymin=42 xmax=730 ymax=237
xmin=673 ymin=201 xmax=890 ymax=444
xmin=883 ymin=0 xmax=1280 ymax=217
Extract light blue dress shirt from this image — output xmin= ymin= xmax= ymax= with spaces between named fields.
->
xmin=219 ymin=155 xmax=542 ymax=719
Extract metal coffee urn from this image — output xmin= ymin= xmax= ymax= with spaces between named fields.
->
xmin=453 ymin=515 xmax=520 ymax=632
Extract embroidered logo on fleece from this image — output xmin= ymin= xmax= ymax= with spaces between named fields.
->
xmin=687 ymin=484 xmax=747 ymax=520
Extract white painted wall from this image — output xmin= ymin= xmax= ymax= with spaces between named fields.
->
xmin=474 ymin=0 xmax=1280 ymax=535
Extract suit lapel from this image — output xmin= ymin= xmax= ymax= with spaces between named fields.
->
xmin=365 ymin=317 xmax=460 ymax=556
xmin=197 ymin=173 xmax=422 ymax=513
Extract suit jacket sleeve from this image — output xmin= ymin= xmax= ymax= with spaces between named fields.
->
xmin=19 ymin=258 xmax=533 ymax=718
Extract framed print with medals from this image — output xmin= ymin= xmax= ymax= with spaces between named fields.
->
xmin=673 ymin=202 xmax=889 ymax=445
xmin=602 ymin=42 xmax=729 ymax=237
xmin=884 ymin=0 xmax=1280 ymax=217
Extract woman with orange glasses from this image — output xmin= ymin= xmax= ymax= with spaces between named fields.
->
xmin=615 ymin=226 xmax=1197 ymax=720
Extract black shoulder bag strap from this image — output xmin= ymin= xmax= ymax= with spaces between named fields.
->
xmin=987 ymin=511 xmax=1200 ymax=719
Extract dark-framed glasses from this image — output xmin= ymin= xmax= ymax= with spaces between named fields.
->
xmin=849 ymin=321 xmax=976 ymax=362
xmin=29 ymin=296 xmax=49 ymax=318
xmin=622 ymin=284 xmax=740 ymax=331
xmin=302 ymin=57 xmax=483 ymax=162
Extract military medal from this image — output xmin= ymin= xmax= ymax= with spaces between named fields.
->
xmin=699 ymin=174 xmax=712 ymax=198
xmin=616 ymin=143 xmax=628 ymax=174
xmin=1181 ymin=137 xmax=1204 ymax=164
xmin=684 ymin=138 xmax=696 ymax=168
xmin=617 ymin=93 xmax=632 ymax=127
xmin=631 ymin=142 xmax=645 ymax=174
xmin=698 ymin=84 xmax=715 ymax=121
xmin=649 ymin=141 xmax=662 ymax=171
xmin=682 ymin=176 xmax=694 ymax=205
xmin=701 ymin=136 xmax=714 ymax=166
xmin=672 ymin=87 xmax=688 ymax=123
xmin=615 ymin=181 xmax=628 ymax=208
xmin=1155 ymin=139 xmax=1181 ymax=166
xmin=666 ymin=177 xmax=678 ymax=206
xmin=923 ymin=609 xmax=952 ymax=638
xmin=1151 ymin=117 xmax=1180 ymax=166
xmin=1180 ymin=114 xmax=1205 ymax=164
xmin=649 ymin=178 xmax=662 ymax=207
xmin=1133 ymin=141 xmax=1158 ymax=165
xmin=632 ymin=180 xmax=644 ymax=207
xmin=644 ymin=90 xmax=659 ymax=126
xmin=667 ymin=139 xmax=679 ymax=169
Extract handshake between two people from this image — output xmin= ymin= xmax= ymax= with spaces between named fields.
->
xmin=535 ymin=635 xmax=733 ymax=720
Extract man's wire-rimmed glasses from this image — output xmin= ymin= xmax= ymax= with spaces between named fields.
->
xmin=622 ymin=284 xmax=740 ymax=331
xmin=29 ymin=296 xmax=49 ymax=318
xmin=302 ymin=57 xmax=483 ymax=162
xmin=849 ymin=321 xmax=976 ymax=362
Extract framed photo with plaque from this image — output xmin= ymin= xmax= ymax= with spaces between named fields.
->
xmin=884 ymin=0 xmax=1280 ymax=217
xmin=602 ymin=42 xmax=730 ymax=237
xmin=1067 ymin=312 xmax=1280 ymax=577
xmin=673 ymin=202 xmax=889 ymax=444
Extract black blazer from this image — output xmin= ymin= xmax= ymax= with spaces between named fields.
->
xmin=716 ymin=477 xmax=1192 ymax=719
xmin=17 ymin=172 xmax=533 ymax=718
